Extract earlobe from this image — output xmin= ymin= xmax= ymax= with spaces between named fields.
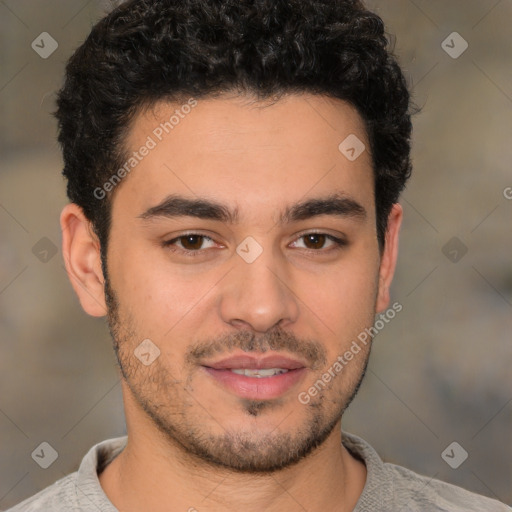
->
xmin=375 ymin=203 xmax=403 ymax=313
xmin=60 ymin=203 xmax=107 ymax=317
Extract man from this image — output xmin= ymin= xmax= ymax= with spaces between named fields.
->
xmin=7 ymin=0 xmax=510 ymax=510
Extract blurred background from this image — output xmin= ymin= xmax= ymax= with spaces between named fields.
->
xmin=0 ymin=0 xmax=511 ymax=508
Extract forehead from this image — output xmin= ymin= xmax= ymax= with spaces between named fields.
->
xmin=112 ymin=93 xmax=374 ymax=220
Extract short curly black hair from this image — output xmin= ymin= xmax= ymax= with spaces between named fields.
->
xmin=55 ymin=0 xmax=413 ymax=259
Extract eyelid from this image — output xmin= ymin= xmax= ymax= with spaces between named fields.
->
xmin=292 ymin=228 xmax=347 ymax=240
xmin=163 ymin=232 xmax=220 ymax=252
xmin=163 ymin=230 xmax=347 ymax=257
xmin=289 ymin=231 xmax=347 ymax=250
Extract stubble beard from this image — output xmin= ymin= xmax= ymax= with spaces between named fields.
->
xmin=103 ymin=274 xmax=372 ymax=473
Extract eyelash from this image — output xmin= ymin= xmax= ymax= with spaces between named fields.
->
xmin=162 ymin=232 xmax=347 ymax=257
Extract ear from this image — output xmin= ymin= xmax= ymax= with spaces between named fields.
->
xmin=375 ymin=203 xmax=403 ymax=313
xmin=60 ymin=203 xmax=107 ymax=317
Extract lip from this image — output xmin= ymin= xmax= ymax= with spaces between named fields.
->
xmin=201 ymin=352 xmax=308 ymax=400
xmin=202 ymin=353 xmax=307 ymax=370
xmin=203 ymin=367 xmax=307 ymax=400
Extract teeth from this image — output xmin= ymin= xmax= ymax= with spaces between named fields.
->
xmin=230 ymin=368 xmax=289 ymax=378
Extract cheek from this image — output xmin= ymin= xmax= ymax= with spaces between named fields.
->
xmin=110 ymin=247 xmax=220 ymax=335
xmin=296 ymin=255 xmax=379 ymax=335
xmin=109 ymin=228 xmax=380 ymax=343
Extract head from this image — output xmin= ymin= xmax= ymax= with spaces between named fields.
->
xmin=58 ymin=0 xmax=412 ymax=473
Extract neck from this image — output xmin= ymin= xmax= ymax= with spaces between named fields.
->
xmin=100 ymin=420 xmax=366 ymax=512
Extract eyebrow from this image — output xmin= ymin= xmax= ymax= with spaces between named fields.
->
xmin=138 ymin=193 xmax=367 ymax=225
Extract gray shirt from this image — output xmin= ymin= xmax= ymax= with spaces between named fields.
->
xmin=5 ymin=432 xmax=511 ymax=511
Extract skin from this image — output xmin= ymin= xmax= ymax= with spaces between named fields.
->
xmin=61 ymin=92 xmax=402 ymax=512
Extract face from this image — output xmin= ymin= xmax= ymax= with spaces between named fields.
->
xmin=64 ymin=93 xmax=401 ymax=472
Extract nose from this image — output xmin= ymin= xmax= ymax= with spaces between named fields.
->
xmin=218 ymin=244 xmax=300 ymax=332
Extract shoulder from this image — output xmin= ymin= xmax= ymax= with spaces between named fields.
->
xmin=342 ymin=431 xmax=511 ymax=512
xmin=4 ymin=472 xmax=79 ymax=511
xmin=4 ymin=436 xmax=126 ymax=512
xmin=387 ymin=463 xmax=511 ymax=512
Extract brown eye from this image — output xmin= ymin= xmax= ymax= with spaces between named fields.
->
xmin=303 ymin=233 xmax=327 ymax=250
xmin=291 ymin=233 xmax=347 ymax=252
xmin=163 ymin=234 xmax=217 ymax=255
xmin=179 ymin=235 xmax=206 ymax=250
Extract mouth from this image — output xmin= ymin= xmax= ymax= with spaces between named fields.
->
xmin=228 ymin=368 xmax=290 ymax=377
xmin=201 ymin=352 xmax=308 ymax=400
